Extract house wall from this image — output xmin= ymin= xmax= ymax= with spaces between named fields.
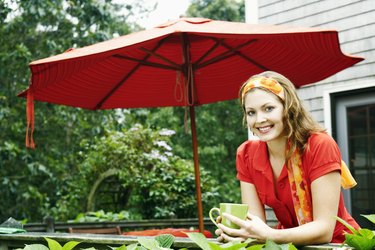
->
xmin=257 ymin=0 xmax=375 ymax=128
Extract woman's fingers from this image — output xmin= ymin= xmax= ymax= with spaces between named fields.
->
xmin=216 ymin=215 xmax=222 ymax=224
xmin=246 ymin=212 xmax=256 ymax=220
xmin=220 ymin=232 xmax=245 ymax=243
xmin=218 ymin=212 xmax=262 ymax=240
xmin=215 ymin=228 xmax=223 ymax=236
xmin=222 ymin=212 xmax=247 ymax=228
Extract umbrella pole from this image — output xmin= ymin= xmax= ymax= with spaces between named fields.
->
xmin=189 ymin=105 xmax=204 ymax=233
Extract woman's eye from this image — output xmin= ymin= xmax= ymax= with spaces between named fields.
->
xmin=265 ymin=106 xmax=275 ymax=112
xmin=247 ymin=111 xmax=255 ymax=116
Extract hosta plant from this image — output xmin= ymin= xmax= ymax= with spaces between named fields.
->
xmin=336 ymin=214 xmax=375 ymax=250
xmin=15 ymin=233 xmax=297 ymax=250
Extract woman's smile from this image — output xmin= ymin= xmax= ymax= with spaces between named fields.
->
xmin=257 ymin=125 xmax=273 ymax=134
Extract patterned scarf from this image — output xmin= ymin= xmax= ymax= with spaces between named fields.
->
xmin=287 ymin=149 xmax=357 ymax=225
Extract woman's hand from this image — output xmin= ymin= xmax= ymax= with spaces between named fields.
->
xmin=215 ymin=212 xmax=273 ymax=243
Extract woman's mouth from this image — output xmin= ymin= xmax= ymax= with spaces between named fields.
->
xmin=257 ymin=125 xmax=273 ymax=133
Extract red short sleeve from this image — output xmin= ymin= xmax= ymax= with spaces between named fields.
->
xmin=304 ymin=133 xmax=342 ymax=182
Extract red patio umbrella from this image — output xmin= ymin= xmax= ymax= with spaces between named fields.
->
xmin=19 ymin=18 xmax=363 ymax=232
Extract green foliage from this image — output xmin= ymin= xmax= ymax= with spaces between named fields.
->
xmin=336 ymin=214 xmax=375 ymax=250
xmin=1 ymin=0 xmax=247 ymax=223
xmin=138 ymin=234 xmax=175 ymax=250
xmin=247 ymin=240 xmax=297 ymax=250
xmin=185 ymin=232 xmax=297 ymax=250
xmin=69 ymin=210 xmax=133 ymax=223
xmin=58 ymin=125 xmax=220 ymax=220
xmin=0 ymin=0 xmax=147 ymax=222
xmin=16 ymin=234 xmax=297 ymax=250
xmin=16 ymin=244 xmax=49 ymax=250
xmin=187 ymin=0 xmax=245 ymax=22
xmin=44 ymin=238 xmax=80 ymax=250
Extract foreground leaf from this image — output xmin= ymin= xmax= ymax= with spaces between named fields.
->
xmin=357 ymin=228 xmax=375 ymax=239
xmin=62 ymin=241 xmax=81 ymax=250
xmin=264 ymin=240 xmax=280 ymax=250
xmin=23 ymin=244 xmax=49 ymax=250
xmin=345 ymin=233 xmax=375 ymax=250
xmin=335 ymin=216 xmax=359 ymax=235
xmin=155 ymin=234 xmax=174 ymax=248
xmin=109 ymin=245 xmax=127 ymax=250
xmin=208 ymin=242 xmax=222 ymax=250
xmin=362 ymin=214 xmax=375 ymax=225
xmin=137 ymin=237 xmax=161 ymax=250
xmin=247 ymin=245 xmax=264 ymax=250
xmin=217 ymin=240 xmax=248 ymax=249
xmin=186 ymin=232 xmax=211 ymax=250
xmin=278 ymin=243 xmax=298 ymax=250
xmin=125 ymin=244 xmax=138 ymax=250
xmin=44 ymin=238 xmax=62 ymax=250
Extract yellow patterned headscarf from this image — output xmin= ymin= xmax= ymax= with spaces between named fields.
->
xmin=241 ymin=77 xmax=285 ymax=100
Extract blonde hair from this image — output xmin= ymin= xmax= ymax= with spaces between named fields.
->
xmin=239 ymin=71 xmax=326 ymax=160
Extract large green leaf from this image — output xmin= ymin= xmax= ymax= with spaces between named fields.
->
xmin=44 ymin=238 xmax=62 ymax=250
xmin=62 ymin=240 xmax=81 ymax=250
xmin=23 ymin=244 xmax=49 ymax=250
xmin=125 ymin=244 xmax=138 ymax=250
xmin=335 ymin=216 xmax=359 ymax=235
xmin=186 ymin=232 xmax=212 ymax=250
xmin=345 ymin=233 xmax=375 ymax=250
xmin=362 ymin=214 xmax=375 ymax=225
xmin=357 ymin=228 xmax=375 ymax=239
xmin=247 ymin=245 xmax=264 ymax=250
xmin=137 ymin=237 xmax=173 ymax=250
xmin=155 ymin=234 xmax=174 ymax=248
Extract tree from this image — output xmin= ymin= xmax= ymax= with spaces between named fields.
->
xmin=187 ymin=0 xmax=245 ymax=22
xmin=0 ymin=0 xmax=143 ymax=222
xmin=0 ymin=0 xmax=247 ymax=222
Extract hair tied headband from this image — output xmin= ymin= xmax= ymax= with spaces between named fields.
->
xmin=242 ymin=77 xmax=285 ymax=100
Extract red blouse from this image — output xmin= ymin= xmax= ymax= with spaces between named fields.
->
xmin=236 ymin=133 xmax=359 ymax=243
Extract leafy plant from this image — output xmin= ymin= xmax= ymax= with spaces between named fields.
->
xmin=137 ymin=234 xmax=175 ymax=250
xmin=69 ymin=210 xmax=133 ymax=223
xmin=15 ymin=238 xmax=80 ymax=250
xmin=14 ymin=233 xmax=298 ymax=250
xmin=44 ymin=238 xmax=81 ymax=250
xmin=336 ymin=214 xmax=375 ymax=250
xmin=68 ymin=125 xmax=220 ymax=220
xmin=185 ymin=232 xmax=297 ymax=250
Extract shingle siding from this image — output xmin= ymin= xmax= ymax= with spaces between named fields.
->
xmin=257 ymin=0 xmax=375 ymax=128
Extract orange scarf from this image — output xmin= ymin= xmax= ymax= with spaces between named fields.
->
xmin=287 ymin=150 xmax=357 ymax=225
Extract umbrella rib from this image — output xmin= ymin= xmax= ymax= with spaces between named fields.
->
xmin=195 ymin=38 xmax=223 ymax=65
xmin=197 ymin=39 xmax=257 ymax=68
xmin=95 ymin=38 xmax=169 ymax=109
xmin=113 ymin=54 xmax=180 ymax=71
xmin=139 ymin=47 xmax=181 ymax=69
xmin=219 ymin=41 xmax=269 ymax=71
xmin=197 ymin=39 xmax=267 ymax=71
xmin=95 ymin=63 xmax=140 ymax=109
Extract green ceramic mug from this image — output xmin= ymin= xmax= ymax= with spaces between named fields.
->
xmin=209 ymin=203 xmax=249 ymax=229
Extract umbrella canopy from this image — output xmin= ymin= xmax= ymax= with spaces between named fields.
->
xmin=19 ymin=18 xmax=364 ymax=232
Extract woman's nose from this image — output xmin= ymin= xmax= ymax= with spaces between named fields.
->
xmin=255 ymin=112 xmax=267 ymax=123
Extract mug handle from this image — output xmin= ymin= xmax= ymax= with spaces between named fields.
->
xmin=209 ymin=207 xmax=220 ymax=227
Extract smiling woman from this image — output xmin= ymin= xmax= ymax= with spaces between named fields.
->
xmin=213 ymin=71 xmax=360 ymax=246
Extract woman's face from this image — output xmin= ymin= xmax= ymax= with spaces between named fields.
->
xmin=244 ymin=88 xmax=285 ymax=142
